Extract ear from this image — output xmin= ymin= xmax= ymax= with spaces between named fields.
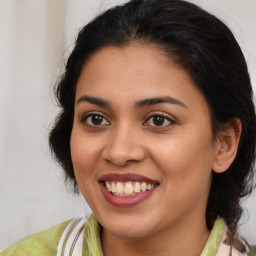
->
xmin=213 ymin=118 xmax=242 ymax=173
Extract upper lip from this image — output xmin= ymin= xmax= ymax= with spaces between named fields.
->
xmin=98 ymin=173 xmax=159 ymax=184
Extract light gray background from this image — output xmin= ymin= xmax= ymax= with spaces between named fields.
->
xmin=0 ymin=0 xmax=255 ymax=250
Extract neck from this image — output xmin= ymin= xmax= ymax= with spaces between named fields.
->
xmin=101 ymin=215 xmax=210 ymax=256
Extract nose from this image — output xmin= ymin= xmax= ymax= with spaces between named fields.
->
xmin=102 ymin=126 xmax=147 ymax=166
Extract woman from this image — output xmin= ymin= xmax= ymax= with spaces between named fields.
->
xmin=2 ymin=0 xmax=256 ymax=255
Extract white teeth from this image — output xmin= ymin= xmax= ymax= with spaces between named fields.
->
xmin=134 ymin=182 xmax=140 ymax=193
xmin=116 ymin=182 xmax=123 ymax=194
xmin=104 ymin=181 xmax=156 ymax=196
xmin=106 ymin=182 xmax=111 ymax=191
xmin=141 ymin=182 xmax=147 ymax=192
xmin=111 ymin=183 xmax=116 ymax=193
xmin=124 ymin=182 xmax=134 ymax=195
xmin=146 ymin=184 xmax=152 ymax=190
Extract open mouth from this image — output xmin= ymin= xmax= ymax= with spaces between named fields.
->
xmin=104 ymin=181 xmax=158 ymax=197
xmin=99 ymin=173 xmax=160 ymax=197
xmin=99 ymin=174 xmax=159 ymax=207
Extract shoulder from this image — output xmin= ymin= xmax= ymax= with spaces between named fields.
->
xmin=1 ymin=220 xmax=71 ymax=256
xmin=217 ymin=227 xmax=256 ymax=256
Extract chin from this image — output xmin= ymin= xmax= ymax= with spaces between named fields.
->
xmin=99 ymin=212 xmax=159 ymax=240
xmin=104 ymin=224 xmax=154 ymax=240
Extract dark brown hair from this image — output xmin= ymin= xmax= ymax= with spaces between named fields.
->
xmin=49 ymin=0 xmax=256 ymax=230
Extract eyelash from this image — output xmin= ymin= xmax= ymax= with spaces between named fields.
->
xmin=81 ymin=112 xmax=110 ymax=127
xmin=80 ymin=112 xmax=176 ymax=128
xmin=144 ymin=113 xmax=176 ymax=127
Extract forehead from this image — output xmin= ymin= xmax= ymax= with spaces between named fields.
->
xmin=75 ymin=44 xmax=208 ymax=112
xmin=78 ymin=44 xmax=175 ymax=88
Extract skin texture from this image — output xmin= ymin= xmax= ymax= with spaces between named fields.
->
xmin=70 ymin=44 xmax=241 ymax=256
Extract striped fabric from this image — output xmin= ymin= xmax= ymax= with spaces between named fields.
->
xmin=57 ymin=218 xmax=86 ymax=256
xmin=215 ymin=227 xmax=253 ymax=256
xmin=57 ymin=216 xmax=254 ymax=256
xmin=2 ymin=214 xmax=254 ymax=255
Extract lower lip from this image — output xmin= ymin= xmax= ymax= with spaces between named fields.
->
xmin=100 ymin=183 xmax=157 ymax=207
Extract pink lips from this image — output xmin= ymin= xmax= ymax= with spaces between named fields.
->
xmin=99 ymin=173 xmax=159 ymax=207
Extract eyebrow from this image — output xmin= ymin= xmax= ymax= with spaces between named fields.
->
xmin=76 ymin=95 xmax=110 ymax=108
xmin=76 ymin=95 xmax=187 ymax=109
xmin=134 ymin=96 xmax=187 ymax=109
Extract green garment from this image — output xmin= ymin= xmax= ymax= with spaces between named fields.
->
xmin=1 ymin=220 xmax=70 ymax=256
xmin=0 ymin=216 xmax=226 ymax=256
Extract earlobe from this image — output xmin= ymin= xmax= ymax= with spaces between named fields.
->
xmin=213 ymin=118 xmax=242 ymax=173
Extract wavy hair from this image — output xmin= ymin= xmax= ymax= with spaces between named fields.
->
xmin=49 ymin=0 xmax=256 ymax=231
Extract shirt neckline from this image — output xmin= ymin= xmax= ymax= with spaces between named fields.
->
xmin=83 ymin=215 xmax=226 ymax=256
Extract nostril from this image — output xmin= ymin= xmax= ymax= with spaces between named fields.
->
xmin=102 ymin=141 xmax=146 ymax=166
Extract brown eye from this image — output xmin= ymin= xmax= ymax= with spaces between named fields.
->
xmin=145 ymin=114 xmax=174 ymax=127
xmin=91 ymin=115 xmax=103 ymax=125
xmin=152 ymin=116 xmax=165 ymax=126
xmin=84 ymin=114 xmax=110 ymax=126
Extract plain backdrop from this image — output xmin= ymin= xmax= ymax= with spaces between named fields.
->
xmin=0 ymin=0 xmax=256 ymax=250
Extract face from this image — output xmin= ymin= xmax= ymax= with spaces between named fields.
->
xmin=70 ymin=44 xmax=218 ymax=240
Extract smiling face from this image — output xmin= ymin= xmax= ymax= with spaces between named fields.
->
xmin=70 ymin=44 xmax=218 ymax=241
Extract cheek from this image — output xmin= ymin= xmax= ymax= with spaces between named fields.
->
xmin=70 ymin=131 xmax=102 ymax=206
xmin=152 ymin=136 xmax=214 ymax=218
xmin=152 ymin=130 xmax=215 ymax=189
xmin=70 ymin=131 xmax=101 ymax=174
xmin=70 ymin=131 xmax=104 ymax=205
